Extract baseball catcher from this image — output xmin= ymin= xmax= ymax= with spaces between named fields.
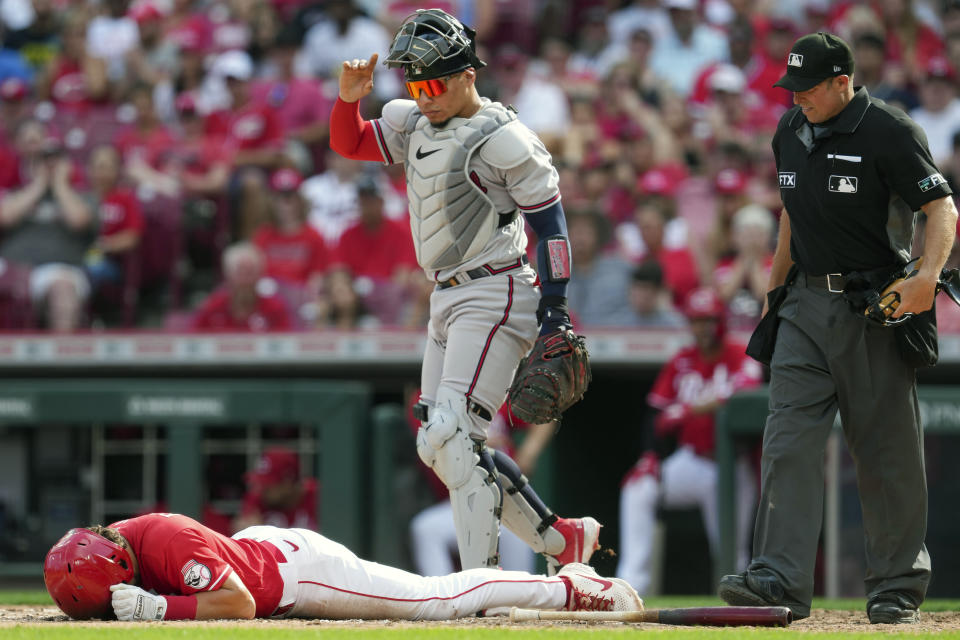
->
xmin=329 ymin=8 xmax=602 ymax=575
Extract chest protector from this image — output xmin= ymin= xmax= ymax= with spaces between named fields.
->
xmin=402 ymin=102 xmax=516 ymax=271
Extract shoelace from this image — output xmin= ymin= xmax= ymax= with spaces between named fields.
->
xmin=572 ymin=589 xmax=614 ymax=611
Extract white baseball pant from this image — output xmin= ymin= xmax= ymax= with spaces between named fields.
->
xmin=233 ymin=525 xmax=565 ymax=619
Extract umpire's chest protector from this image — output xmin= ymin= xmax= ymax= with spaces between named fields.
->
xmin=399 ymin=102 xmax=516 ymax=271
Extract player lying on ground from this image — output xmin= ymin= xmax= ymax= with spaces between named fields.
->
xmin=44 ymin=513 xmax=642 ymax=621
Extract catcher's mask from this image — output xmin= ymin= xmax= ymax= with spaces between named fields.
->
xmin=44 ymin=528 xmax=134 ymax=619
xmin=384 ymin=9 xmax=486 ymax=98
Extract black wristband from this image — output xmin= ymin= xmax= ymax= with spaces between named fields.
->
xmin=537 ymin=295 xmax=571 ymax=333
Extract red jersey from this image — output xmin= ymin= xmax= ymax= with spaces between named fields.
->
xmin=172 ymin=133 xmax=233 ymax=179
xmin=647 ymin=340 xmax=761 ymax=457
xmin=239 ymin=478 xmax=319 ymax=530
xmin=253 ymin=225 xmax=330 ymax=285
xmin=115 ymin=126 xmax=178 ymax=169
xmin=205 ymin=103 xmax=284 ymax=152
xmin=331 ymin=218 xmax=418 ymax=279
xmin=646 ymin=248 xmax=700 ymax=307
xmin=192 ymin=289 xmax=292 ymax=332
xmin=97 ymin=188 xmax=144 ymax=238
xmin=49 ymin=58 xmax=98 ymax=110
xmin=110 ymin=513 xmax=283 ymax=617
xmin=250 ymin=78 xmax=332 ymax=134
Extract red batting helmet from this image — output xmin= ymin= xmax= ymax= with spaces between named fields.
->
xmin=44 ymin=528 xmax=134 ymax=619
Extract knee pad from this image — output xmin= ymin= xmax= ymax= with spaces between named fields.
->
xmin=416 ymin=392 xmax=480 ymax=489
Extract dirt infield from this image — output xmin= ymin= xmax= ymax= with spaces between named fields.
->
xmin=3 ymin=605 xmax=960 ymax=632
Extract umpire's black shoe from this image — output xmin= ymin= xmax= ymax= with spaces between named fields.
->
xmin=718 ymin=570 xmax=810 ymax=620
xmin=867 ymin=593 xmax=919 ymax=624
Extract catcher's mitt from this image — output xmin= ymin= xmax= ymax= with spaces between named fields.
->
xmin=508 ymin=330 xmax=591 ymax=424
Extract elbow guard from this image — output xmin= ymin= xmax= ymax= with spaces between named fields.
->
xmin=537 ymin=235 xmax=571 ymax=283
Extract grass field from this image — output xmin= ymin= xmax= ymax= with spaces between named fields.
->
xmin=3 ymin=591 xmax=960 ymax=639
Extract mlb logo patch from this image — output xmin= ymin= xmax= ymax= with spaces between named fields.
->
xmin=788 ymin=53 xmax=803 ymax=67
xmin=779 ymin=172 xmax=796 ymax=188
xmin=828 ymin=175 xmax=858 ymax=193
xmin=918 ymin=173 xmax=946 ymax=192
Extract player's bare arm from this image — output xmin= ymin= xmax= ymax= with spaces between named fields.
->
xmin=110 ymin=571 xmax=254 ymax=621
xmin=339 ymin=52 xmax=378 ymax=103
xmin=890 ymin=195 xmax=959 ymax=318
xmin=191 ymin=571 xmax=256 ymax=620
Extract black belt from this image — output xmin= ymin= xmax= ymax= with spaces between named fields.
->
xmin=436 ymin=255 xmax=529 ymax=289
xmin=801 ymin=272 xmax=847 ymax=293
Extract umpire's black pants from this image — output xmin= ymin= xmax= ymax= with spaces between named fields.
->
xmin=749 ymin=273 xmax=931 ymax=615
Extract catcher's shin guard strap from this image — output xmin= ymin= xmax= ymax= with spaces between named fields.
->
xmin=493 ymin=449 xmax=559 ymax=553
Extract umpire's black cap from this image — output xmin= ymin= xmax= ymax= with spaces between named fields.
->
xmin=774 ymin=32 xmax=855 ymax=92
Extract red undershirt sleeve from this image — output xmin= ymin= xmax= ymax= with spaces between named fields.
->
xmin=329 ymin=98 xmax=387 ymax=162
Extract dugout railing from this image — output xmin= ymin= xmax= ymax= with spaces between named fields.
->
xmin=0 ymin=379 xmax=371 ymax=579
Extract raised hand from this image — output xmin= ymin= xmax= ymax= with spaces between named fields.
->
xmin=339 ymin=53 xmax=379 ymax=103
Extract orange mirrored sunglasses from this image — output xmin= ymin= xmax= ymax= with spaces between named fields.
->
xmin=405 ymin=78 xmax=447 ymax=100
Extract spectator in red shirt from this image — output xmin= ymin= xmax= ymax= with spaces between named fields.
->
xmin=35 ymin=13 xmax=108 ymax=110
xmin=172 ymin=93 xmax=232 ymax=198
xmin=251 ymin=26 xmax=332 ymax=170
xmin=234 ymin=447 xmax=319 ymax=533
xmin=205 ymin=50 xmax=288 ymax=239
xmin=331 ymin=174 xmax=418 ymax=284
xmin=634 ymin=202 xmax=700 ymax=307
xmin=252 ymin=168 xmax=330 ymax=299
xmin=192 ymin=242 xmax=293 ymax=332
xmin=0 ymin=78 xmax=31 ymax=148
xmin=163 ymin=0 xmax=214 ymax=56
xmin=85 ymin=145 xmax=144 ymax=288
xmin=116 ymin=83 xmax=178 ymax=174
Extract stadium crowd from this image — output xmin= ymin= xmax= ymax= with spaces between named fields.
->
xmin=0 ymin=0 xmax=959 ymax=332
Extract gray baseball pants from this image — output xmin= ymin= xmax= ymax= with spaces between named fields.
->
xmin=749 ymin=275 xmax=931 ymax=612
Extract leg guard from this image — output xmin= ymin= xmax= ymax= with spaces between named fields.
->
xmin=415 ymin=389 xmax=502 ymax=569
xmin=491 ymin=449 xmax=565 ymax=554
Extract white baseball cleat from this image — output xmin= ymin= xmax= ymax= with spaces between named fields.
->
xmin=545 ymin=517 xmax=602 ymax=576
xmin=558 ymin=563 xmax=644 ymax=612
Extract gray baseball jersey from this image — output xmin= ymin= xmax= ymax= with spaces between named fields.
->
xmin=372 ymin=97 xmax=561 ymax=428
xmin=373 ymin=97 xmax=561 ymax=282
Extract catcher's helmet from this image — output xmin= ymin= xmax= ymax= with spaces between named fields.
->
xmin=384 ymin=9 xmax=486 ymax=81
xmin=44 ymin=528 xmax=134 ymax=619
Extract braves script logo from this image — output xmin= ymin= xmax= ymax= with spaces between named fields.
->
xmin=779 ymin=172 xmax=796 ymax=188
xmin=581 ymin=574 xmax=613 ymax=591
xmin=181 ymin=559 xmax=212 ymax=589
xmin=788 ymin=53 xmax=803 ymax=67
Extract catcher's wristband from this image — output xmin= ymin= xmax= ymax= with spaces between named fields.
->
xmin=537 ymin=295 xmax=570 ymax=327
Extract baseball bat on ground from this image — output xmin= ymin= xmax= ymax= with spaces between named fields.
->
xmin=508 ymin=606 xmax=793 ymax=627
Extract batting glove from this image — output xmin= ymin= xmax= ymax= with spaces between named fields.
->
xmin=110 ymin=583 xmax=167 ymax=621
